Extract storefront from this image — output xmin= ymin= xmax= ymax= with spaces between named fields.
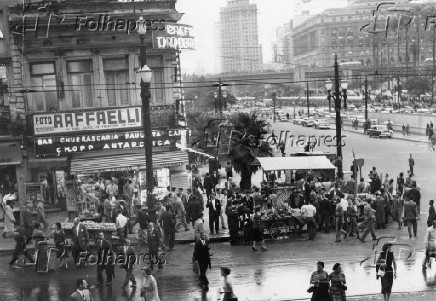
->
xmin=0 ymin=140 xmax=23 ymax=221
xmin=30 ymin=107 xmax=190 ymax=217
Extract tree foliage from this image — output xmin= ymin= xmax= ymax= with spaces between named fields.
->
xmin=404 ymin=77 xmax=431 ymax=98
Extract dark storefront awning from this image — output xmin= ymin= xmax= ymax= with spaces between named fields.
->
xmin=0 ymin=142 xmax=22 ymax=166
xmin=70 ymin=151 xmax=189 ymax=174
xmin=27 ymin=157 xmax=68 ymax=170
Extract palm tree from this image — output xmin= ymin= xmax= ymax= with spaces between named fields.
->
xmin=224 ymin=112 xmax=273 ymax=190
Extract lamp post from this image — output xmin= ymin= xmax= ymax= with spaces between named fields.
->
xmin=324 ymin=55 xmax=348 ymax=179
xmin=137 ymin=17 xmax=154 ymax=208
xmin=341 ymin=79 xmax=348 ymax=110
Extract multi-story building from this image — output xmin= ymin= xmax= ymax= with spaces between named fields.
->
xmin=279 ymin=0 xmax=434 ymax=86
xmin=1 ymin=0 xmax=193 ymax=216
xmin=217 ymin=0 xmax=263 ymax=73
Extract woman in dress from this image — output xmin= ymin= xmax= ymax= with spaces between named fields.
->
xmin=376 ymin=243 xmax=397 ymax=301
xmin=309 ymin=261 xmax=330 ymax=301
xmin=141 ymin=267 xmax=160 ymax=301
xmin=50 ymin=222 xmax=68 ymax=269
xmin=329 ymin=263 xmax=346 ymax=301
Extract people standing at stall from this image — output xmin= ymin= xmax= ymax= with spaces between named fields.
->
xmin=251 ymin=206 xmax=267 ymax=251
xmin=51 ymin=222 xmax=68 ymax=269
xmin=376 ymin=243 xmax=397 ymax=301
xmin=309 ymin=261 xmax=330 ymax=301
xmin=329 ymin=263 xmax=347 ymax=301
xmin=301 ymin=200 xmax=317 ymax=241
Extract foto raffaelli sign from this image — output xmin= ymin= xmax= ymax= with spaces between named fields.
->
xmin=152 ymin=23 xmax=195 ymax=50
xmin=33 ymin=107 xmax=143 ymax=136
xmin=34 ymin=129 xmax=186 ymax=156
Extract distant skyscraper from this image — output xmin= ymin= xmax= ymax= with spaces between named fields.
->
xmin=214 ymin=22 xmax=221 ymax=74
xmin=217 ymin=0 xmax=263 ymax=73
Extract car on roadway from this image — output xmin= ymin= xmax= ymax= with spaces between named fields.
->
xmin=293 ymin=116 xmax=303 ymax=124
xmin=314 ymin=119 xmax=330 ymax=129
xmin=366 ymin=125 xmax=393 ymax=138
xmin=301 ymin=117 xmax=315 ymax=127
xmin=277 ymin=113 xmax=289 ymax=122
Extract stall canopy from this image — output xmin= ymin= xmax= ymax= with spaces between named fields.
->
xmin=256 ymin=156 xmax=336 ymax=172
xmin=70 ymin=151 xmax=189 ymax=174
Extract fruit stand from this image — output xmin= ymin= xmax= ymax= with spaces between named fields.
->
xmin=261 ymin=206 xmax=305 ymax=240
xmin=61 ymin=221 xmax=117 ymax=243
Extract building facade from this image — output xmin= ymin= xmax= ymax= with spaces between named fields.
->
xmin=217 ymin=0 xmax=263 ymax=73
xmin=1 ymin=0 xmax=193 ymax=216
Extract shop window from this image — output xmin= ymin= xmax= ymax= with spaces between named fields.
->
xmin=104 ymin=57 xmax=129 ymax=107
xmin=67 ymin=60 xmax=94 ymax=109
xmin=29 ymin=62 xmax=58 ymax=112
xmin=151 ymin=68 xmax=164 ymax=103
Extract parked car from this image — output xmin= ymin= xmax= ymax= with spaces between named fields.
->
xmin=314 ymin=119 xmax=330 ymax=129
xmin=301 ymin=117 xmax=315 ymax=127
xmin=293 ymin=116 xmax=304 ymax=124
xmin=277 ymin=113 xmax=288 ymax=122
xmin=366 ymin=125 xmax=393 ymax=138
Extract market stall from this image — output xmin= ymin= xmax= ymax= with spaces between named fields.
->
xmin=61 ymin=221 xmax=118 ymax=245
xmin=261 ymin=207 xmax=305 ymax=240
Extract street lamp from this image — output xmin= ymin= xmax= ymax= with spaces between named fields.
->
xmin=325 ymin=79 xmax=333 ymax=112
xmin=340 ymin=79 xmax=348 ymax=110
xmin=137 ymin=17 xmax=155 ymax=208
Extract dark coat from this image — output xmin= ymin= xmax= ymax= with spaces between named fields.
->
xmin=203 ymin=176 xmax=214 ymax=191
xmin=159 ymin=211 xmax=176 ymax=232
xmin=147 ymin=227 xmax=161 ymax=254
xmin=96 ymin=238 xmax=113 ymax=266
xmin=193 ymin=239 xmax=211 ymax=269
xmin=71 ymin=224 xmax=89 ymax=250
xmin=206 ymin=198 xmax=222 ymax=216
xmin=186 ymin=199 xmax=202 ymax=222
xmin=22 ymin=210 xmax=34 ymax=238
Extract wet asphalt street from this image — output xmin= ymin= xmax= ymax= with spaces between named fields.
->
xmin=1 ymin=120 xmax=436 ymax=301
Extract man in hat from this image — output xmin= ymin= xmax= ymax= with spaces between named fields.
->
xmin=71 ymin=217 xmax=89 ymax=267
xmin=95 ymin=232 xmax=114 ymax=287
xmin=359 ymin=198 xmax=377 ymax=242
xmin=193 ymin=232 xmax=211 ymax=290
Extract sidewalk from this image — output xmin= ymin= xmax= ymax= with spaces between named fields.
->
xmin=341 ymin=121 xmax=429 ymax=143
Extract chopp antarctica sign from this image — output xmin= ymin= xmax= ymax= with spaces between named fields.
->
xmin=152 ymin=23 xmax=195 ymax=50
xmin=32 ymin=107 xmax=142 ymax=135
xmin=34 ymin=129 xmax=185 ymax=156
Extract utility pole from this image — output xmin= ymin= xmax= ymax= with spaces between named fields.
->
xmin=306 ymin=81 xmax=310 ymax=115
xmin=334 ymin=55 xmax=343 ymax=179
xmin=432 ymin=26 xmax=435 ymax=105
xmin=364 ymin=76 xmax=368 ymax=120
xmin=273 ymin=91 xmax=277 ymax=122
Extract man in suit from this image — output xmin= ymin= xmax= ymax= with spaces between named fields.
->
xmin=96 ymin=232 xmax=114 ymax=287
xmin=186 ymin=195 xmax=202 ymax=228
xmin=71 ymin=218 xmax=89 ymax=267
xmin=404 ymin=197 xmax=418 ymax=239
xmin=119 ymin=239 xmax=137 ymax=289
xmin=206 ymin=192 xmax=221 ymax=235
xmin=70 ymin=278 xmax=93 ymax=301
xmin=159 ymin=205 xmax=176 ymax=251
xmin=193 ymin=232 xmax=211 ymax=290
xmin=203 ymin=173 xmax=214 ymax=201
xmin=147 ymin=222 xmax=162 ymax=270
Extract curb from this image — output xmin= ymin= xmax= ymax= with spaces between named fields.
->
xmin=341 ymin=127 xmax=426 ymax=143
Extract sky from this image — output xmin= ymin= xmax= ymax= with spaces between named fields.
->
xmin=176 ymin=0 xmax=347 ymax=75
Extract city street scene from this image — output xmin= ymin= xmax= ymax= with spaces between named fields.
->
xmin=2 ymin=0 xmax=436 ymax=300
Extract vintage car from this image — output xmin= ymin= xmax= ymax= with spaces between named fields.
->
xmin=365 ymin=125 xmax=393 ymax=138
xmin=301 ymin=117 xmax=315 ymax=127
xmin=314 ymin=119 xmax=330 ymax=129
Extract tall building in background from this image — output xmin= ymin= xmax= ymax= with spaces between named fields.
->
xmin=214 ymin=22 xmax=222 ymax=74
xmin=217 ymin=0 xmax=263 ymax=73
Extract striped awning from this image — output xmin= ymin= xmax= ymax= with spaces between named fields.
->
xmin=70 ymin=151 xmax=189 ymax=174
xmin=256 ymin=156 xmax=336 ymax=172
